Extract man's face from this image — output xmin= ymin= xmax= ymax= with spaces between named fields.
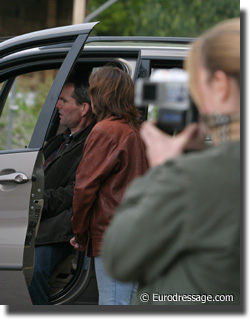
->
xmin=56 ymin=84 xmax=82 ymax=130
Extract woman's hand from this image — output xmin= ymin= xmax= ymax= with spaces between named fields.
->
xmin=70 ymin=236 xmax=85 ymax=252
xmin=140 ymin=121 xmax=208 ymax=168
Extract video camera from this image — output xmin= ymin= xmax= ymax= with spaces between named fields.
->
xmin=135 ymin=68 xmax=198 ymax=135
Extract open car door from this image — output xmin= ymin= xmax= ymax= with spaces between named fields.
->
xmin=0 ymin=22 xmax=98 ymax=305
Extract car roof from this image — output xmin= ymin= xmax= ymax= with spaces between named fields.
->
xmin=0 ymin=34 xmax=193 ymax=59
xmin=0 ymin=33 xmax=194 ymax=83
xmin=0 ymin=22 xmax=98 ymax=59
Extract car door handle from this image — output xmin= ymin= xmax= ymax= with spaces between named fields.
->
xmin=0 ymin=172 xmax=29 ymax=184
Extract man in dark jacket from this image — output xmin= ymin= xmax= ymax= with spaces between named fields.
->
xmin=28 ymin=73 xmax=96 ymax=305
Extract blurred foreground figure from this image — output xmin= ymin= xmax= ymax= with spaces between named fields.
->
xmin=102 ymin=18 xmax=240 ymax=305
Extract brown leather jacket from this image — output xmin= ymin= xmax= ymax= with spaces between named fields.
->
xmin=72 ymin=118 xmax=148 ymax=257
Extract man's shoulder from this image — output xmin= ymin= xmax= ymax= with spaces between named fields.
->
xmin=43 ymin=132 xmax=64 ymax=152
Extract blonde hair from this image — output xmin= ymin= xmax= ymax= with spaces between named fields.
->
xmin=185 ymin=18 xmax=240 ymax=105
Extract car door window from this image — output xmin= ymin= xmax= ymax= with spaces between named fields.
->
xmin=0 ymin=70 xmax=57 ymax=151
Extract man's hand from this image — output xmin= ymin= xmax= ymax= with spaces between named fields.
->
xmin=70 ymin=236 xmax=85 ymax=252
xmin=140 ymin=121 xmax=208 ymax=168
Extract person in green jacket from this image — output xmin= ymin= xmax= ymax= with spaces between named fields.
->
xmin=102 ymin=18 xmax=240 ymax=305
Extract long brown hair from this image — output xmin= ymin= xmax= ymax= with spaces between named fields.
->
xmin=89 ymin=66 xmax=140 ymax=130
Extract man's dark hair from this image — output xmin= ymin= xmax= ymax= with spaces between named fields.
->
xmin=65 ymin=70 xmax=91 ymax=106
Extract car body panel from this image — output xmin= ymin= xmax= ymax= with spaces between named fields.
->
xmin=0 ymin=270 xmax=32 ymax=305
xmin=0 ymin=150 xmax=42 ymax=305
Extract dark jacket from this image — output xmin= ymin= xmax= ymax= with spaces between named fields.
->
xmin=35 ymin=121 xmax=96 ymax=245
xmin=102 ymin=140 xmax=240 ymax=305
xmin=72 ymin=118 xmax=148 ymax=257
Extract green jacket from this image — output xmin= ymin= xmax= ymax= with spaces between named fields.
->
xmin=102 ymin=141 xmax=240 ymax=305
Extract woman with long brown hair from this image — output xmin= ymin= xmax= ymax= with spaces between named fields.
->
xmin=70 ymin=66 xmax=148 ymax=305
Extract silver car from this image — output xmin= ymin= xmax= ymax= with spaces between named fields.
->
xmin=0 ymin=22 xmax=191 ymax=305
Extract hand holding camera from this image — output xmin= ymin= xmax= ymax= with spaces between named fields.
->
xmin=140 ymin=121 xmax=207 ymax=167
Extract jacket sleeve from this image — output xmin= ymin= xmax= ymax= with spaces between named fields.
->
xmin=41 ymin=180 xmax=75 ymax=220
xmin=101 ymin=161 xmax=189 ymax=284
xmin=41 ymin=133 xmax=76 ymax=219
xmin=71 ymin=128 xmax=121 ymax=246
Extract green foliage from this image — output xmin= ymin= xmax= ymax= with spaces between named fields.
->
xmin=0 ymin=94 xmax=36 ymax=150
xmin=87 ymin=0 xmax=240 ymax=37
xmin=0 ymin=75 xmax=54 ymax=150
xmin=35 ymin=75 xmax=55 ymax=113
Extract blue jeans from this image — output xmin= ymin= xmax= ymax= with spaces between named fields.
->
xmin=94 ymin=255 xmax=138 ymax=305
xmin=28 ymin=242 xmax=73 ymax=305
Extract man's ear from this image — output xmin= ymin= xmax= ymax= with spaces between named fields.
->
xmin=81 ymin=102 xmax=90 ymax=116
xmin=212 ymin=70 xmax=231 ymax=103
